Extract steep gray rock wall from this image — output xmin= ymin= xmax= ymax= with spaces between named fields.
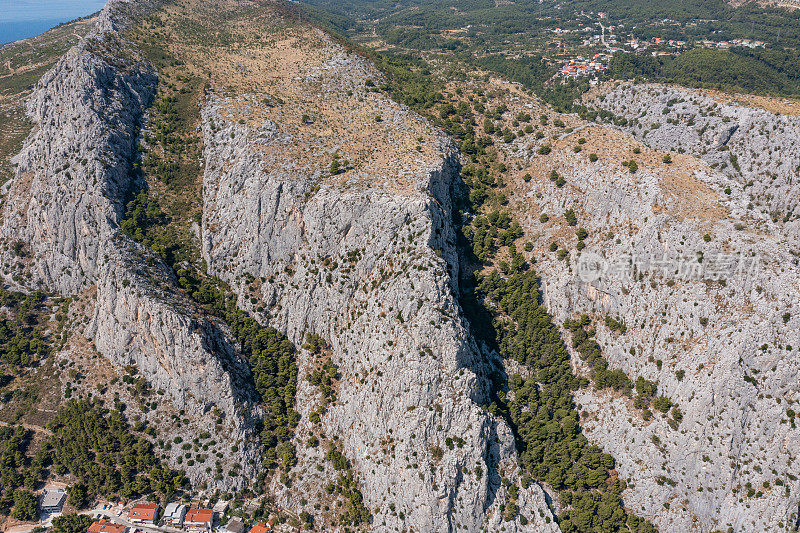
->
xmin=0 ymin=0 xmax=263 ymax=490
xmin=508 ymin=127 xmax=800 ymax=532
xmin=0 ymin=31 xmax=155 ymax=294
xmin=199 ymin=58 xmax=557 ymax=531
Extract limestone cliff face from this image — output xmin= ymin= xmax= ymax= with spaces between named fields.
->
xmin=0 ymin=0 xmax=263 ymax=489
xmin=0 ymin=0 xmax=562 ymax=525
xmin=198 ymin=38 xmax=557 ymax=530
xmin=490 ymin=85 xmax=800 ymax=530
xmin=0 ymin=25 xmax=155 ymax=294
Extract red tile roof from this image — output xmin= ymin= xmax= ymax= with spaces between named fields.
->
xmin=249 ymin=523 xmax=271 ymax=533
xmin=88 ymin=519 xmax=126 ymax=533
xmin=129 ymin=503 xmax=159 ymax=522
xmin=185 ymin=509 xmax=214 ymax=525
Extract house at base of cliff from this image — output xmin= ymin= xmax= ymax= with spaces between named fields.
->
xmin=88 ymin=519 xmax=126 ymax=533
xmin=129 ymin=503 xmax=160 ymax=525
xmin=185 ymin=508 xmax=214 ymax=532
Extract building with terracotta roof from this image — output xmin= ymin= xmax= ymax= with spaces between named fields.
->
xmin=129 ymin=503 xmax=160 ymax=525
xmin=249 ymin=523 xmax=272 ymax=533
xmin=185 ymin=508 xmax=214 ymax=532
xmin=88 ymin=519 xmax=126 ymax=533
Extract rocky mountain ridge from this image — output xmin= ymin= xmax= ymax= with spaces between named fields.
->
xmin=0 ymin=0 xmax=557 ymax=529
xmin=196 ymin=23 xmax=555 ymax=532
xmin=0 ymin=0 xmax=265 ymax=489
xmin=1 ymin=0 xmax=800 ymax=531
xmin=476 ymin=79 xmax=800 ymax=531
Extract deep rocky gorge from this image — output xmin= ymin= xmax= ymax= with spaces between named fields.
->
xmin=0 ymin=0 xmax=555 ymax=530
xmin=1 ymin=0 xmax=799 ymax=531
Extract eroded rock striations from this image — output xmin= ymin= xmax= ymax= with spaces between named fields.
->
xmin=198 ymin=31 xmax=556 ymax=531
xmin=0 ymin=0 xmax=263 ymax=488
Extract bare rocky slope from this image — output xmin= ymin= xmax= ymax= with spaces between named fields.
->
xmin=0 ymin=0 xmax=557 ymax=530
xmin=466 ymin=77 xmax=800 ymax=532
xmin=590 ymin=83 xmax=800 ymax=244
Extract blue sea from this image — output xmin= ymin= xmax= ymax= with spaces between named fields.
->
xmin=0 ymin=0 xmax=108 ymax=45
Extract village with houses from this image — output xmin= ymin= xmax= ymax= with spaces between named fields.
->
xmin=552 ymin=11 xmax=768 ymax=80
xmin=10 ymin=489 xmax=278 ymax=533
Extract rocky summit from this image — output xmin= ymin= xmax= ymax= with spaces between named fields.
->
xmin=0 ymin=0 xmax=799 ymax=532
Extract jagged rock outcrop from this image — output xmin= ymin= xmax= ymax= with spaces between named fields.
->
xmin=489 ymin=85 xmax=800 ymax=530
xmin=591 ymin=83 xmax=800 ymax=225
xmin=0 ymin=25 xmax=155 ymax=294
xmin=199 ymin=32 xmax=557 ymax=530
xmin=0 ymin=0 xmax=263 ymax=489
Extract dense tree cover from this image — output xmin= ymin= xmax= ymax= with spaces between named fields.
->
xmin=0 ymin=426 xmax=30 ymax=508
xmin=607 ymin=53 xmax=662 ymax=82
xmin=463 ymin=210 xmax=523 ymax=261
xmin=47 ymin=400 xmax=187 ymax=501
xmin=478 ymin=271 xmax=655 ymax=532
xmin=67 ymin=482 xmax=90 ymax=508
xmin=370 ymin=52 xmax=444 ymax=111
xmin=52 ymin=514 xmax=94 ymax=533
xmin=0 ymin=402 xmax=182 ymax=517
xmin=0 ymin=288 xmax=50 ymax=367
xmin=12 ymin=489 xmax=37 ymax=520
xmin=564 ymin=0 xmax=800 ymax=45
xmin=0 ymin=424 xmax=49 ymax=516
xmin=120 ymin=190 xmax=179 ymax=262
xmin=609 ymin=48 xmax=800 ymax=95
xmin=664 ymin=49 xmax=799 ymax=95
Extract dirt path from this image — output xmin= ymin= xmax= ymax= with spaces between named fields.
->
xmin=0 ymin=420 xmax=53 ymax=436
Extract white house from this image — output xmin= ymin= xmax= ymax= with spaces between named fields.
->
xmin=163 ymin=503 xmax=187 ymax=527
xmin=40 ymin=490 xmax=66 ymax=514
